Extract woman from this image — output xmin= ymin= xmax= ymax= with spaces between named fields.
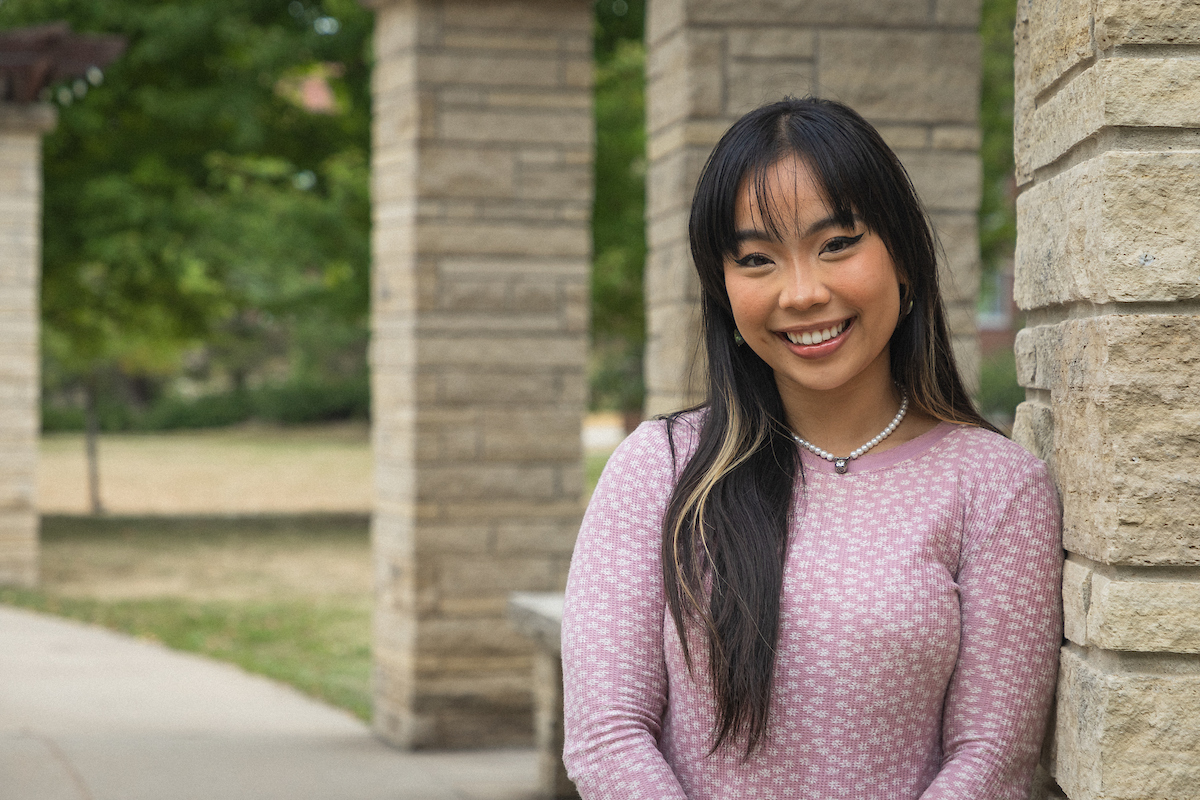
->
xmin=561 ymin=98 xmax=1062 ymax=799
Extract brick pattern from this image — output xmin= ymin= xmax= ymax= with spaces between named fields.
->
xmin=368 ymin=0 xmax=591 ymax=749
xmin=0 ymin=104 xmax=54 ymax=589
xmin=644 ymin=0 xmax=985 ymax=415
xmin=1013 ymin=0 xmax=1200 ymax=797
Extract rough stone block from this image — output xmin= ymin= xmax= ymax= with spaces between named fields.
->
xmin=1055 ymin=648 xmax=1200 ymax=799
xmin=725 ymin=60 xmax=814 ymax=117
xmin=645 ymin=146 xmax=691 ymax=221
xmin=438 ymin=108 xmax=591 ymax=146
xmin=486 ymin=91 xmax=590 ymax=111
xmin=950 ymin=333 xmax=980 ymax=397
xmin=0 ymin=105 xmax=56 ymax=135
xmin=416 ymin=464 xmax=561 ymax=502
xmin=436 ymin=556 xmax=561 ymax=598
xmin=935 ymin=0 xmax=982 ymax=27
xmin=1088 ymin=573 xmax=1200 ymax=653
xmin=440 ymin=0 xmax=590 ymax=32
xmin=818 ymin=30 xmax=980 ymax=125
xmin=1023 ymin=58 xmax=1200 ymax=174
xmin=686 ymin=0 xmax=929 ymax=27
xmin=372 ymin=2 xmax=418 ymax=60
xmin=726 ymin=26 xmax=815 ymax=59
xmin=440 ymin=31 xmax=559 ymax=53
xmin=899 ymin=151 xmax=981 ymax=212
xmin=494 ymin=521 xmax=579 ymax=555
xmin=1061 ymin=558 xmax=1092 ymax=646
xmin=417 ymin=220 xmax=589 ymax=257
xmin=1050 ymin=316 xmax=1200 ymax=565
xmin=928 ymin=211 xmax=981 ymax=305
xmin=647 ymin=28 xmax=685 ymax=108
xmin=1012 ymin=400 xmax=1053 ymax=474
xmin=1017 ymin=0 xmax=1094 ymax=100
xmin=1094 ymin=0 xmax=1200 ymax=48
xmin=646 ymin=29 xmax=725 ymax=133
xmin=1016 ymin=151 xmax=1200 ymax=307
xmin=644 ymin=242 xmax=697 ymax=306
xmin=1013 ymin=324 xmax=1061 ymax=391
xmin=685 ymin=30 xmax=726 ymax=120
xmin=438 ymin=370 xmax=560 ymax=405
xmin=931 ymin=125 xmax=982 ymax=151
xmin=645 ymin=300 xmax=706 ymax=416
xmin=418 ymin=334 xmax=585 ymax=368
xmin=479 ymin=408 xmax=582 ymax=460
xmin=417 ymin=147 xmax=515 ymax=197
xmin=516 ymin=164 xmax=591 ymax=202
xmin=874 ymin=124 xmax=929 ymax=150
xmin=646 ymin=0 xmax=683 ymax=48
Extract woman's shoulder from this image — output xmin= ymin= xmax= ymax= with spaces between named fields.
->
xmin=614 ymin=409 xmax=705 ymax=464
xmin=588 ymin=409 xmax=706 ymax=497
xmin=937 ymin=423 xmax=1058 ymax=512
xmin=940 ymin=423 xmax=1048 ymax=477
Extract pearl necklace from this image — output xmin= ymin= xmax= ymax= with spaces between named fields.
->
xmin=791 ymin=393 xmax=909 ymax=475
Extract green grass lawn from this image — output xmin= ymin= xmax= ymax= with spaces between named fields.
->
xmin=1 ymin=515 xmax=373 ymax=720
xmin=4 ymin=444 xmax=618 ymax=723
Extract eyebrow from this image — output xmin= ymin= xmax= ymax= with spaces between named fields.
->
xmin=734 ymin=213 xmax=860 ymax=244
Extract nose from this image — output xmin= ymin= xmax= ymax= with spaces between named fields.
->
xmin=778 ymin=259 xmax=831 ymax=310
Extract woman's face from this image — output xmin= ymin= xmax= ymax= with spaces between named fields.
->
xmin=723 ymin=156 xmax=903 ymax=406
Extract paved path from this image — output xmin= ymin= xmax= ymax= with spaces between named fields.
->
xmin=0 ymin=605 xmax=539 ymax=800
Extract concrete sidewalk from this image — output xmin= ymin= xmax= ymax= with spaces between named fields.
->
xmin=0 ymin=605 xmax=538 ymax=800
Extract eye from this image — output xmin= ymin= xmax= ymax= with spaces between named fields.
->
xmin=820 ymin=233 xmax=865 ymax=255
xmin=734 ymin=252 xmax=773 ymax=268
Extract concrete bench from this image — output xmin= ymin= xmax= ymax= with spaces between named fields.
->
xmin=508 ymin=592 xmax=577 ymax=799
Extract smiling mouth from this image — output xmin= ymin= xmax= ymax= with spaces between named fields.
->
xmin=783 ymin=319 xmax=850 ymax=346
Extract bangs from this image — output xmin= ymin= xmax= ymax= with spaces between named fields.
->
xmin=733 ymin=154 xmax=859 ymax=254
xmin=690 ymin=100 xmax=920 ymax=309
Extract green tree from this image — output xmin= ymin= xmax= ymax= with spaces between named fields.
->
xmin=591 ymin=0 xmax=647 ymax=415
xmin=979 ymin=0 xmax=1018 ymax=287
xmin=1 ymin=0 xmax=372 ymax=509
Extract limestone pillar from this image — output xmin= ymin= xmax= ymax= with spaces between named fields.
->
xmin=1013 ymin=1 xmax=1200 ymax=797
xmin=644 ymin=0 xmax=984 ymax=415
xmin=0 ymin=103 xmax=55 ymax=588
xmin=367 ymin=0 xmax=592 ymax=748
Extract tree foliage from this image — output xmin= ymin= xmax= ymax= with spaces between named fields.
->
xmin=591 ymin=0 xmax=646 ymax=413
xmin=979 ymin=0 xmax=1018 ymax=285
xmin=0 ymin=0 xmax=372 ymax=420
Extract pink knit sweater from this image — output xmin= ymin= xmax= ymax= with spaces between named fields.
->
xmin=562 ymin=417 xmax=1062 ymax=800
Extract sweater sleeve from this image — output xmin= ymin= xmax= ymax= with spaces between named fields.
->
xmin=921 ymin=458 xmax=1063 ymax=800
xmin=561 ymin=421 xmax=690 ymax=800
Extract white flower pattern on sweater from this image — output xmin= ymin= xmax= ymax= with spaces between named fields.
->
xmin=562 ymin=418 xmax=1062 ymax=800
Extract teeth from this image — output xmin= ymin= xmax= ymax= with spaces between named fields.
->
xmin=786 ymin=319 xmax=847 ymax=346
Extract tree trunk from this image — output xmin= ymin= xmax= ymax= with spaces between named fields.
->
xmin=83 ymin=379 xmax=104 ymax=515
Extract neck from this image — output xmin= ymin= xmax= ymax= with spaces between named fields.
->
xmin=782 ymin=376 xmax=904 ymax=458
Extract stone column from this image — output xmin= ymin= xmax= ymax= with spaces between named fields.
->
xmin=367 ymin=0 xmax=592 ymax=748
xmin=644 ymin=0 xmax=984 ymax=415
xmin=1013 ymin=1 xmax=1200 ymax=797
xmin=0 ymin=103 xmax=55 ymax=589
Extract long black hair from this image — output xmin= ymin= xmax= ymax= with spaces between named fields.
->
xmin=661 ymin=97 xmax=995 ymax=755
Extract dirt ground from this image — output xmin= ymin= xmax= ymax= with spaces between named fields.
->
xmin=38 ymin=518 xmax=372 ymax=602
xmin=33 ymin=418 xmax=621 ymax=601
xmin=38 ymin=423 xmax=372 ymax=515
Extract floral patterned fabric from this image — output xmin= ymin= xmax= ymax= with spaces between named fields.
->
xmin=563 ymin=417 xmax=1062 ymax=800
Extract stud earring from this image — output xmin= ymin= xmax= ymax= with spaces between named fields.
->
xmin=733 ymin=329 xmax=745 ymax=346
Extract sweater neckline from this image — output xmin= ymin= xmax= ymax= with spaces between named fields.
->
xmin=796 ymin=420 xmax=957 ymax=477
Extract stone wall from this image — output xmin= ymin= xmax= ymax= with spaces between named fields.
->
xmin=643 ymin=0 xmax=985 ymax=415
xmin=367 ymin=0 xmax=592 ymax=749
xmin=0 ymin=104 xmax=55 ymax=589
xmin=1012 ymin=1 xmax=1200 ymax=797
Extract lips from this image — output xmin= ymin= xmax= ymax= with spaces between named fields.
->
xmin=783 ymin=319 xmax=849 ymax=346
